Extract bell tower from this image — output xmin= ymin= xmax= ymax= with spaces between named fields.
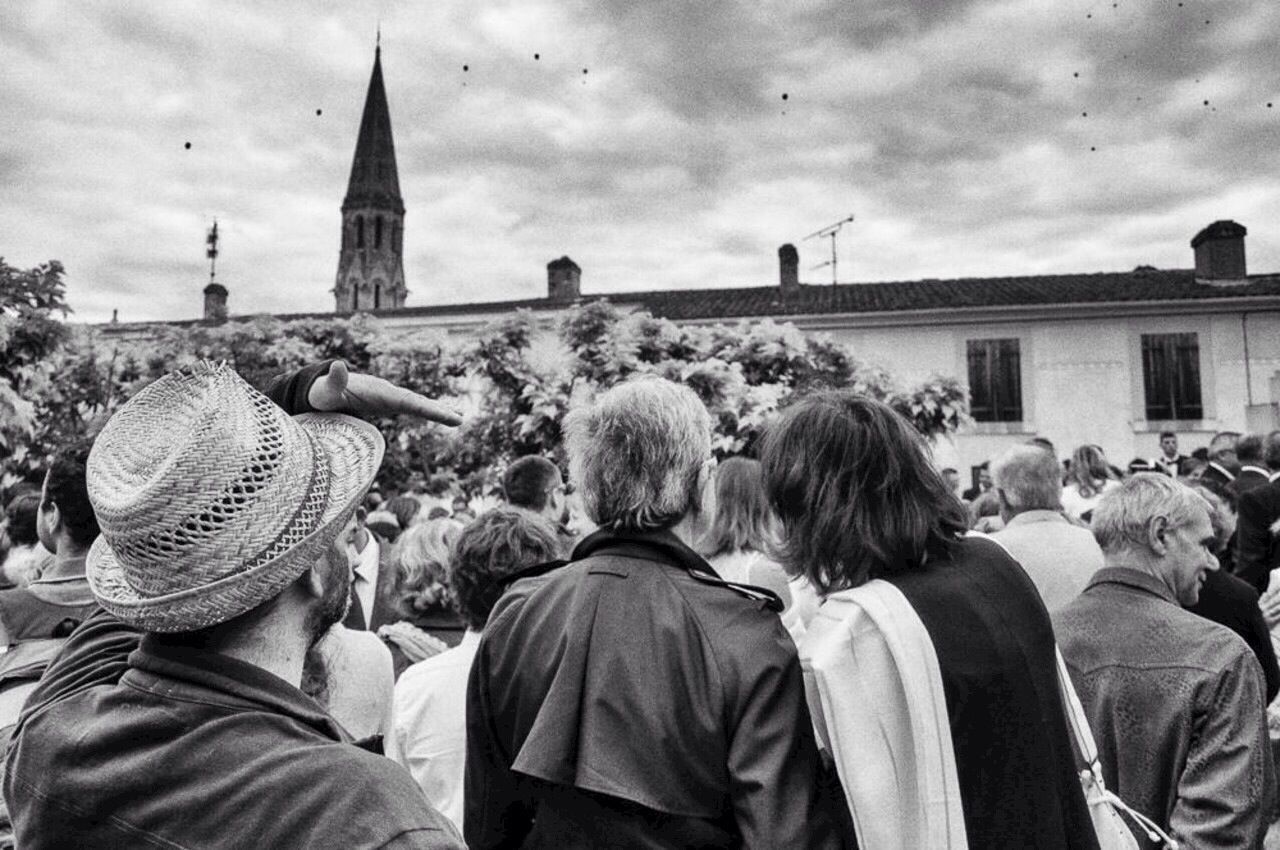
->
xmin=334 ymin=37 xmax=407 ymax=312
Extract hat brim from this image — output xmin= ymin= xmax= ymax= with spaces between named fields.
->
xmin=87 ymin=413 xmax=385 ymax=633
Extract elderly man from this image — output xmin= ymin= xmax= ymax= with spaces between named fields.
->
xmin=4 ymin=361 xmax=465 ymax=849
xmin=466 ymin=377 xmax=846 ymax=849
xmin=1054 ymin=474 xmax=1272 ymax=849
xmin=989 ymin=444 xmax=1103 ymax=612
xmin=1202 ymin=431 xmax=1241 ymax=489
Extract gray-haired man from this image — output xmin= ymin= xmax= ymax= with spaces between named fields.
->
xmin=1055 ymin=473 xmax=1273 ymax=849
xmin=466 ymin=376 xmax=848 ymax=849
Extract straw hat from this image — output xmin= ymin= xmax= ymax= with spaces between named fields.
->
xmin=85 ymin=362 xmax=385 ymax=632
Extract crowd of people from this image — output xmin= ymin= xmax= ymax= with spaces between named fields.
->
xmin=1 ymin=357 xmax=1280 ymax=848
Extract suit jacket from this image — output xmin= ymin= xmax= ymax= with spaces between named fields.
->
xmin=1233 ymin=466 xmax=1272 ymax=498
xmin=344 ymin=533 xmax=399 ymax=632
xmin=1202 ymin=461 xmax=1236 ymax=490
xmin=1188 ymin=568 xmax=1280 ymax=702
xmin=1235 ymin=479 xmax=1280 ymax=595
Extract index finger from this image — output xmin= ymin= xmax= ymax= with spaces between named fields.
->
xmin=393 ymin=386 xmax=464 ymax=426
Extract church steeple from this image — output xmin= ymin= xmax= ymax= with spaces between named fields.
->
xmin=334 ymin=39 xmax=407 ymax=312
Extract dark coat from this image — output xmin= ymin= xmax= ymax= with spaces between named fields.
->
xmin=1235 ymin=478 xmax=1280 ymax=594
xmin=1232 ymin=466 xmax=1273 ymax=498
xmin=465 ymin=528 xmax=849 ymax=850
xmin=3 ymin=611 xmax=463 ymax=849
xmin=1188 ymin=568 xmax=1280 ymax=702
xmin=885 ymin=536 xmax=1100 ymax=850
xmin=343 ymin=531 xmax=400 ymax=632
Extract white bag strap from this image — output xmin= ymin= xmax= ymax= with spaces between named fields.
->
xmin=1054 ymin=648 xmax=1180 ymax=849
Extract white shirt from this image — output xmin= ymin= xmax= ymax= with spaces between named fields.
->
xmin=389 ymin=629 xmax=482 ymax=834
xmin=348 ymin=534 xmax=380 ymax=624
xmin=989 ymin=510 xmax=1104 ymax=612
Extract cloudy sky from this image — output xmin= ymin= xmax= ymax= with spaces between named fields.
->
xmin=2 ymin=0 xmax=1279 ymax=323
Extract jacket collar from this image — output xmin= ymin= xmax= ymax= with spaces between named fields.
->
xmin=572 ymin=526 xmax=714 ymax=575
xmin=1084 ymin=566 xmax=1177 ymax=605
xmin=126 ymin=636 xmax=351 ymax=743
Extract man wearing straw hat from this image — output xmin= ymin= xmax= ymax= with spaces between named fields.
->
xmin=3 ymin=361 xmax=466 ymax=850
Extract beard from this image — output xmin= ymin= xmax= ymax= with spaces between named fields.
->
xmin=304 ymin=544 xmax=352 ymax=646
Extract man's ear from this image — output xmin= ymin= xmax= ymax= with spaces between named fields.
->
xmin=1147 ymin=515 xmax=1170 ymax=555
xmin=43 ymin=500 xmax=61 ymax=536
xmin=301 ymin=560 xmax=328 ymax=601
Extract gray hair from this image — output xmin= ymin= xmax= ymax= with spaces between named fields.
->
xmin=1091 ymin=473 xmax=1208 ymax=554
xmin=991 ymin=444 xmax=1062 ymax=514
xmin=564 ymin=376 xmax=712 ymax=532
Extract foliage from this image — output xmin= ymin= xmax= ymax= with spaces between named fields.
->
xmin=1 ymin=283 xmax=969 ymax=498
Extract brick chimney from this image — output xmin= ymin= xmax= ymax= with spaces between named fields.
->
xmin=1191 ymin=220 xmax=1247 ymax=284
xmin=547 ymin=256 xmax=581 ymax=302
xmin=778 ymin=243 xmax=799 ymax=293
xmin=203 ymin=282 xmax=228 ymax=323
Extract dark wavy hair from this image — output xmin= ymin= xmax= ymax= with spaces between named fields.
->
xmin=448 ymin=507 xmax=561 ymax=630
xmin=43 ymin=439 xmax=99 ymax=548
xmin=759 ymin=391 xmax=968 ymax=593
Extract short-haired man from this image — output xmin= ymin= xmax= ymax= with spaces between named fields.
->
xmin=1055 ymin=474 xmax=1273 ymax=849
xmin=989 ymin=444 xmax=1103 ymax=612
xmin=962 ymin=461 xmax=992 ymax=501
xmin=1202 ymin=431 xmax=1241 ymax=488
xmin=4 ymin=361 xmax=465 ymax=849
xmin=466 ymin=377 xmax=846 ymax=849
xmin=391 ymin=507 xmax=561 ymax=834
xmin=0 ymin=441 xmax=100 ymax=646
xmin=1231 ymin=433 xmax=1270 ymax=496
xmin=1151 ymin=430 xmax=1188 ymax=477
xmin=502 ymin=455 xmax=573 ymax=553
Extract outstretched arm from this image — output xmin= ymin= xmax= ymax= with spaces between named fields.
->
xmin=266 ymin=360 xmax=462 ymax=425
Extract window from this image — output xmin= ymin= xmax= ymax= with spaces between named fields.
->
xmin=352 ymin=286 xmax=359 ymax=311
xmin=1141 ymin=333 xmax=1202 ymax=421
xmin=374 ymin=282 xmax=382 ymax=310
xmin=375 ymin=216 xmax=383 ymax=249
xmin=967 ymin=338 xmax=1023 ymax=422
xmin=355 ymin=216 xmax=365 ymax=249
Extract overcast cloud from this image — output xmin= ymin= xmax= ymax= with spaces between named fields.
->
xmin=2 ymin=0 xmax=1278 ymax=322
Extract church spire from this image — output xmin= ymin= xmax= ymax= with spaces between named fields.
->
xmin=334 ymin=40 xmax=408 ymax=313
xmin=342 ymin=38 xmax=403 ymax=215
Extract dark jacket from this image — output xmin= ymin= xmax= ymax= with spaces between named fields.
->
xmin=1188 ymin=568 xmax=1280 ymax=702
xmin=465 ymin=527 xmax=849 ymax=849
xmin=3 ymin=610 xmax=463 ymax=850
xmin=1055 ymin=568 xmax=1273 ymax=850
xmin=1233 ymin=466 xmax=1272 ymax=497
xmin=1236 ymin=478 xmax=1280 ymax=594
xmin=885 ymin=536 xmax=1100 ymax=849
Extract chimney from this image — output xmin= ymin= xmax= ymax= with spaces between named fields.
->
xmin=547 ymin=256 xmax=581 ymax=302
xmin=1191 ymin=220 xmax=1247 ymax=284
xmin=203 ymin=282 xmax=228 ymax=323
xmin=778 ymin=243 xmax=799 ymax=293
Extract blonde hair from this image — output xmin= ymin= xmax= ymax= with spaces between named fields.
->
xmin=393 ymin=518 xmax=464 ymax=616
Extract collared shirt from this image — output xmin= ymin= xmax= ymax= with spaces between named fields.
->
xmin=390 ymin=629 xmax=483 ymax=834
xmin=4 ymin=611 xmax=464 ymax=849
xmin=990 ymin=509 xmax=1104 ymax=612
xmin=350 ymin=533 xmax=380 ymax=625
xmin=1054 ymin=567 xmax=1273 ymax=850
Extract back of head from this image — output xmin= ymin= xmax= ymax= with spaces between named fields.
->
xmin=1065 ymin=444 xmax=1110 ymax=497
xmin=701 ymin=456 xmax=775 ymax=558
xmin=387 ymin=495 xmax=421 ymax=529
xmin=502 ymin=456 xmax=561 ymax=512
xmin=991 ymin=444 xmax=1063 ymax=516
xmin=1236 ymin=433 xmax=1264 ymax=465
xmin=448 ymin=506 xmax=561 ymax=630
xmin=1091 ymin=473 xmax=1205 ymax=556
xmin=393 ymin=518 xmax=465 ymax=616
xmin=1208 ymin=431 xmax=1240 ymax=459
xmin=564 ymin=376 xmax=712 ymax=532
xmin=43 ymin=439 xmax=100 ymax=550
xmin=759 ymin=391 xmax=968 ymax=593
xmin=4 ymin=493 xmax=42 ymax=548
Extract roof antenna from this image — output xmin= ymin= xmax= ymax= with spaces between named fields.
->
xmin=804 ymin=214 xmax=855 ymax=287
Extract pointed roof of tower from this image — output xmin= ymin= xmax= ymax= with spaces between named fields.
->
xmin=343 ymin=42 xmax=404 ymax=214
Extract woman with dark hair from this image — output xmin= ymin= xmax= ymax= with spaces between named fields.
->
xmin=759 ymin=391 xmax=1097 ymax=849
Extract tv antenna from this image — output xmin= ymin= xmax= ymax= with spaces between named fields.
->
xmin=804 ymin=213 xmax=854 ymax=286
xmin=206 ymin=219 xmax=219 ymax=284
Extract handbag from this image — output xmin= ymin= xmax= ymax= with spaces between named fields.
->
xmin=1054 ymin=648 xmax=1179 ymax=850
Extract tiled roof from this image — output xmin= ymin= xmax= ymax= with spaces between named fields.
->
xmin=340 ymin=268 xmax=1280 ymax=322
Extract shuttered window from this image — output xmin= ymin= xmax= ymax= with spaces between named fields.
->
xmin=967 ymin=338 xmax=1023 ymax=422
xmin=1141 ymin=333 xmax=1203 ymax=421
